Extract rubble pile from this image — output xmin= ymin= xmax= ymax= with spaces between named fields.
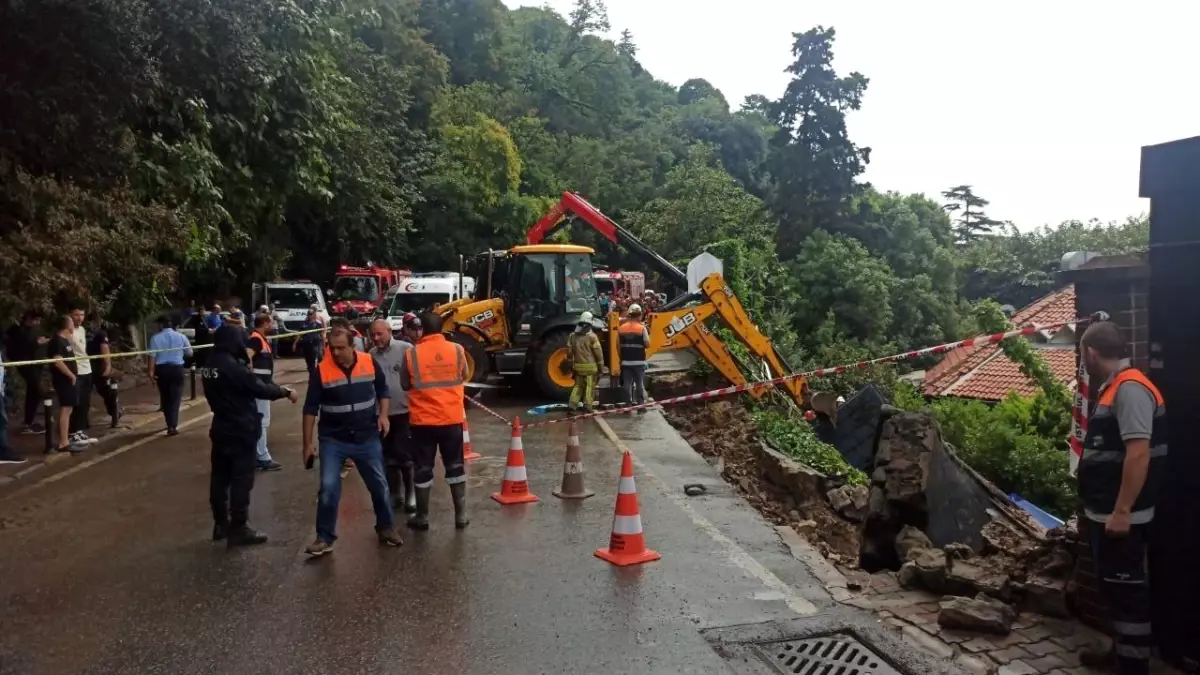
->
xmin=651 ymin=374 xmax=1084 ymax=626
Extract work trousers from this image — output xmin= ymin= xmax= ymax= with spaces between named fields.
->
xmin=255 ymin=398 xmax=273 ymax=462
xmin=155 ymin=364 xmax=185 ymax=430
xmin=384 ymin=413 xmax=412 ymax=468
xmin=316 ymin=437 xmax=394 ymax=543
xmin=210 ymin=437 xmax=257 ymax=528
xmin=18 ymin=366 xmax=42 ymax=426
xmin=410 ymin=423 xmax=465 ymax=488
xmin=569 ymin=364 xmax=598 ymax=409
xmin=621 ymin=365 xmax=647 ymax=406
xmin=94 ymin=375 xmax=120 ymax=421
xmin=69 ymin=373 xmax=92 ymax=433
xmin=1089 ymin=522 xmax=1153 ymax=675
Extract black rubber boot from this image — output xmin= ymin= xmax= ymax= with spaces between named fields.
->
xmin=402 ymin=467 xmax=417 ymax=514
xmin=226 ymin=526 xmax=269 ymax=547
xmin=450 ymin=482 xmax=469 ymax=529
xmin=406 ymin=486 xmax=431 ymax=530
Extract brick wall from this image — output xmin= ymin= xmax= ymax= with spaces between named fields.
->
xmin=1061 ymin=255 xmax=1150 ymax=634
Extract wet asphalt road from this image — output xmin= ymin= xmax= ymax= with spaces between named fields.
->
xmin=0 ymin=394 xmax=851 ymax=675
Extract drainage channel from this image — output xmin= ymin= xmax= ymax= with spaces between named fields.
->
xmin=754 ymin=634 xmax=902 ymax=675
xmin=701 ymin=618 xmax=947 ymax=675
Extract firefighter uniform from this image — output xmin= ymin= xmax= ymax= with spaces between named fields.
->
xmin=247 ymin=329 xmax=279 ymax=470
xmin=1078 ymin=365 xmax=1167 ymax=675
xmin=400 ymin=333 xmax=468 ymax=530
xmin=617 ymin=315 xmax=650 ymax=407
xmin=201 ymin=325 xmax=292 ymax=546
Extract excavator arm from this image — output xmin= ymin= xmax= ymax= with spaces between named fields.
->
xmin=635 ymin=273 xmax=805 ymax=407
xmin=527 ymin=191 xmax=688 ymax=295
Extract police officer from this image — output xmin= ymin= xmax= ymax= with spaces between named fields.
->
xmin=1078 ymin=321 xmax=1167 ymax=675
xmin=399 ymin=311 xmax=469 ymax=530
xmin=201 ymin=324 xmax=298 ymax=546
xmin=246 ymin=313 xmax=283 ymax=472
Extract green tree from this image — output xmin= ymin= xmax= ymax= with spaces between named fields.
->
xmin=942 ymin=184 xmax=1002 ymax=244
xmin=767 ymin=27 xmax=870 ymax=260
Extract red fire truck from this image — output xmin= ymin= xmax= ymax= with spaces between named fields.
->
xmin=329 ymin=263 xmax=410 ymax=316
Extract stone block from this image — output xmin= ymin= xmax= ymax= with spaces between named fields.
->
xmin=938 ymin=594 xmax=1016 ymax=635
xmin=989 ymin=646 xmax=1032 ymax=664
xmin=901 ymin=625 xmax=955 ymax=660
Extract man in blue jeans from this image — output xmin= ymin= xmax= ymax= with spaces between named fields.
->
xmin=301 ymin=326 xmax=403 ymax=556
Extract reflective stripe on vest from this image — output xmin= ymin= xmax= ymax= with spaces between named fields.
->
xmin=1079 ymin=367 xmax=1168 ymax=524
xmin=618 ymin=321 xmax=647 ymax=365
xmin=249 ymin=331 xmax=274 ymax=377
xmin=406 ymin=335 xmax=466 ymax=426
xmin=317 ymin=349 xmax=378 ymax=416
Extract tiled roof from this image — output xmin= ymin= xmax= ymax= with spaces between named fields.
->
xmin=922 ymin=285 xmax=1078 ymax=401
xmin=942 ymin=348 xmax=1079 ymax=401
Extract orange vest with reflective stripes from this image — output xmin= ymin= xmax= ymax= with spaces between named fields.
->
xmin=249 ymin=330 xmax=274 ymax=381
xmin=405 ymin=334 xmax=466 ymax=426
xmin=316 ymin=350 xmax=379 ymax=440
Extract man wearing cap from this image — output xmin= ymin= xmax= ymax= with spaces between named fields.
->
xmin=617 ymin=304 xmax=651 ymax=410
xmin=566 ymin=311 xmax=604 ymax=412
xmin=368 ymin=317 xmax=416 ymax=512
xmin=148 ymin=315 xmax=193 ymax=436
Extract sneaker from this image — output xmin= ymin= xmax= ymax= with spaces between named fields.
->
xmin=166 ymin=428 xmax=180 ymax=437
xmin=21 ymin=424 xmax=45 ymax=435
xmin=305 ymin=539 xmax=334 ymax=557
xmin=75 ymin=433 xmax=99 ymax=445
xmin=226 ymin=526 xmax=269 ymax=548
xmin=68 ymin=441 xmax=87 ymax=454
xmin=0 ymin=453 xmax=27 ymax=465
xmin=257 ymin=460 xmax=283 ymax=472
xmin=376 ymin=527 xmax=404 ymax=547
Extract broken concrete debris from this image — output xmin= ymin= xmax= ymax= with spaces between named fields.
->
xmin=937 ymin=594 xmax=1017 ymax=635
xmin=651 ymin=375 xmax=1088 ymax=627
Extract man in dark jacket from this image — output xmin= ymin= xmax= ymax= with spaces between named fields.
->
xmin=201 ymin=324 xmax=297 ymax=547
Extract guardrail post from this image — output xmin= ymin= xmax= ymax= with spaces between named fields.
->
xmin=42 ymin=396 xmax=53 ymax=454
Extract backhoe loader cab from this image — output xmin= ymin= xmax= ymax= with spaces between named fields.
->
xmin=440 ymin=244 xmax=606 ymax=399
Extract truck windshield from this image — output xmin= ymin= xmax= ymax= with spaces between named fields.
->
xmin=388 ymin=292 xmax=451 ymax=315
xmin=267 ymin=287 xmax=320 ymax=309
xmin=333 ymin=276 xmax=379 ymax=303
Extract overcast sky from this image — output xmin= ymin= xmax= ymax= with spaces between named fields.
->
xmin=503 ymin=0 xmax=1198 ymax=229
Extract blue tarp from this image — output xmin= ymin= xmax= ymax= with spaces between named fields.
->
xmin=1008 ymin=493 xmax=1064 ymax=530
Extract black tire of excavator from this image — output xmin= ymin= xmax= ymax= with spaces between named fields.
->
xmin=531 ymin=329 xmax=574 ymax=402
xmin=446 ymin=331 xmax=490 ymax=384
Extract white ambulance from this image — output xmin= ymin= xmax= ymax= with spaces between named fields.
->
xmin=385 ymin=272 xmax=475 ymax=332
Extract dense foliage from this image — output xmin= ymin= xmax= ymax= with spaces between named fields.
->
xmin=2 ymin=0 xmax=1150 ymax=497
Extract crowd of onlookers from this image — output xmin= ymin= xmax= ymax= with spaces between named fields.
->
xmin=1 ymin=307 xmax=123 ymax=463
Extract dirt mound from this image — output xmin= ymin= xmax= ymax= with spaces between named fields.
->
xmin=651 ymin=374 xmax=862 ymax=564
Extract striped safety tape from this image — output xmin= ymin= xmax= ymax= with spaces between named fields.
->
xmin=522 ymin=317 xmax=1092 ymax=428
xmin=466 ymin=395 xmax=513 ymax=426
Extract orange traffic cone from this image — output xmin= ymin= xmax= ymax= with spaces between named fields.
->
xmin=463 ymin=411 xmax=481 ymax=462
xmin=552 ymin=421 xmax=594 ymax=500
xmin=595 ymin=451 xmax=661 ymax=566
xmin=491 ymin=417 xmax=539 ymax=505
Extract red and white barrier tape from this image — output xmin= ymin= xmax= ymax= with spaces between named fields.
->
xmin=466 ymin=395 xmax=513 ymax=426
xmin=523 ymin=317 xmax=1091 ymax=428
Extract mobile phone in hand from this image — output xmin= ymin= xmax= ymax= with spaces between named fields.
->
xmin=305 ymin=455 xmax=315 ymax=470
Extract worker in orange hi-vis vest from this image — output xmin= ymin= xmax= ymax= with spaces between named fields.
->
xmin=400 ymin=311 xmax=470 ymax=531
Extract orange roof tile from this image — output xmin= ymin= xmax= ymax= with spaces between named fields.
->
xmin=922 ymin=285 xmax=1078 ymax=400
xmin=944 ymin=348 xmax=1079 ymax=401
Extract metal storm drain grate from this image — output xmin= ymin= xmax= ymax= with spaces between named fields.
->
xmin=754 ymin=633 xmax=902 ymax=675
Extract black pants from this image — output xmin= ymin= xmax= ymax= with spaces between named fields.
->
xmin=94 ymin=375 xmax=119 ymax=421
xmin=304 ymin=350 xmax=320 ymax=376
xmin=210 ymin=437 xmax=257 ymax=528
xmin=384 ymin=413 xmax=413 ymax=468
xmin=1090 ymin=522 xmax=1152 ymax=675
xmin=411 ymin=423 xmax=465 ymax=488
xmin=155 ymin=365 xmax=185 ymax=430
xmin=69 ymin=373 xmax=92 ymax=433
xmin=18 ymin=366 xmax=42 ymax=426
